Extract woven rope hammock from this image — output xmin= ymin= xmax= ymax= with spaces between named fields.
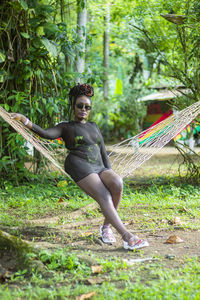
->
xmin=1 ymin=101 xmax=200 ymax=179
xmin=0 ymin=106 xmax=68 ymax=177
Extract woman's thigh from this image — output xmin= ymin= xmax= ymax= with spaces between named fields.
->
xmin=76 ymin=173 xmax=111 ymax=201
xmin=99 ymin=169 xmax=123 ymax=193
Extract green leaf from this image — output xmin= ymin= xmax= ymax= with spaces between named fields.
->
xmin=115 ymin=78 xmax=123 ymax=95
xmin=0 ymin=50 xmax=6 ymax=63
xmin=37 ymin=107 xmax=43 ymax=114
xmin=42 ymin=98 xmax=46 ymax=105
xmin=18 ymin=0 xmax=28 ymax=10
xmin=36 ymin=26 xmax=45 ymax=37
xmin=43 ymin=23 xmax=58 ymax=35
xmin=4 ymin=104 xmax=10 ymax=111
xmin=20 ymin=32 xmax=30 ymax=39
xmin=41 ymin=38 xmax=58 ymax=57
xmin=0 ymin=70 xmax=7 ymax=83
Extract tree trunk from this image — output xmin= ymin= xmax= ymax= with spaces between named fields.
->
xmin=129 ymin=53 xmax=143 ymax=84
xmin=76 ymin=0 xmax=87 ymax=81
xmin=103 ymin=3 xmax=110 ymax=99
xmin=0 ymin=230 xmax=46 ymax=275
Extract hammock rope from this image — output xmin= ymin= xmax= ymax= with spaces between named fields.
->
xmin=0 ymin=106 xmax=68 ymax=177
xmin=1 ymin=101 xmax=200 ymax=178
xmin=108 ymin=101 xmax=200 ymax=177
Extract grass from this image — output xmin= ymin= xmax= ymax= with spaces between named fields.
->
xmin=1 ymin=176 xmax=200 ymax=229
xmin=0 ymin=174 xmax=200 ymax=299
xmin=0 ymin=253 xmax=199 ymax=299
xmin=0 ymin=177 xmax=94 ymax=226
xmin=120 ymin=180 xmax=200 ymax=231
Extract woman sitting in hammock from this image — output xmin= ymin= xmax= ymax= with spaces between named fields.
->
xmin=11 ymin=83 xmax=149 ymax=250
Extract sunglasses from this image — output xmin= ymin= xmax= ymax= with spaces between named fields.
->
xmin=76 ymin=103 xmax=92 ymax=111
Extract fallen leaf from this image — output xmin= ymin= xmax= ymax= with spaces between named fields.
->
xmin=57 ymin=198 xmax=64 ymax=203
xmin=86 ymin=277 xmax=105 ymax=285
xmin=91 ymin=265 xmax=103 ymax=274
xmin=165 ymin=235 xmax=184 ymax=244
xmin=77 ymin=291 xmax=96 ymax=300
xmin=57 ymin=198 xmax=69 ymax=207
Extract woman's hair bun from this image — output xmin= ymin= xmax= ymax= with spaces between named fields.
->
xmin=69 ymin=83 xmax=94 ymax=102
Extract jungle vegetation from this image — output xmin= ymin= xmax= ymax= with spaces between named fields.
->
xmin=0 ymin=0 xmax=200 ymax=183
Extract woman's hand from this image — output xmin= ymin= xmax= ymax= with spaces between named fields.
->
xmin=10 ymin=113 xmax=28 ymax=125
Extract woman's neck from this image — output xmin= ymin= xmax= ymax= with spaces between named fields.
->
xmin=74 ymin=117 xmax=87 ymax=124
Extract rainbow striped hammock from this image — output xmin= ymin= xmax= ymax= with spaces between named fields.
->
xmin=0 ymin=101 xmax=200 ymax=179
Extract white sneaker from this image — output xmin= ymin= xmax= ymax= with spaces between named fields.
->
xmin=100 ymin=226 xmax=116 ymax=244
xmin=123 ymin=239 xmax=149 ymax=250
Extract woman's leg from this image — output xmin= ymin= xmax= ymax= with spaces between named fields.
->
xmin=76 ymin=173 xmax=137 ymax=244
xmin=99 ymin=170 xmax=123 ymax=226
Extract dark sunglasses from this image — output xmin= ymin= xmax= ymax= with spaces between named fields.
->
xmin=76 ymin=103 xmax=92 ymax=111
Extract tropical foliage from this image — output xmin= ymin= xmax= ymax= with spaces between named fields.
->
xmin=0 ymin=0 xmax=199 ymax=182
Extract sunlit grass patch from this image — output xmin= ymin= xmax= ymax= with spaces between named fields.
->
xmin=0 ymin=180 xmax=93 ymax=226
xmin=0 ymin=253 xmax=199 ymax=300
xmin=119 ymin=180 xmax=200 ymax=230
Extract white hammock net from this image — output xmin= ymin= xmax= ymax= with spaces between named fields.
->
xmin=108 ymin=101 xmax=200 ymax=177
xmin=0 ymin=106 xmax=68 ymax=177
xmin=1 ymin=101 xmax=200 ymax=179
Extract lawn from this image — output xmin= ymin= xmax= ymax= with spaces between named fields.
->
xmin=0 ymin=153 xmax=200 ymax=299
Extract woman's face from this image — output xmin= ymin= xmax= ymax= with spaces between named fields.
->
xmin=74 ymin=95 xmax=91 ymax=123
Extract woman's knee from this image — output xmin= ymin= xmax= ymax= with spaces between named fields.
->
xmin=110 ymin=175 xmax=123 ymax=193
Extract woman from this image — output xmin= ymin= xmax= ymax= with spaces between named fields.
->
xmin=10 ymin=83 xmax=149 ymax=250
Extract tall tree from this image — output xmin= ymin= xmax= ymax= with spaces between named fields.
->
xmin=103 ymin=2 xmax=110 ymax=99
xmin=76 ymin=0 xmax=87 ymax=81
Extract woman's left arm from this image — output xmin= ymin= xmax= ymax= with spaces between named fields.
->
xmin=10 ymin=113 xmax=63 ymax=140
xmin=95 ymin=124 xmax=111 ymax=169
xmin=100 ymin=139 xmax=112 ymax=169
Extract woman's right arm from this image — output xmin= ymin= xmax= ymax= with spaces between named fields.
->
xmin=10 ymin=113 xmax=63 ymax=140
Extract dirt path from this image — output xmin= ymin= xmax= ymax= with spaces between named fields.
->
xmin=15 ymin=205 xmax=199 ymax=268
xmin=7 ymin=146 xmax=200 ymax=267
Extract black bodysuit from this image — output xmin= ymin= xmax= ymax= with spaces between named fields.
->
xmin=32 ymin=121 xmax=111 ymax=182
